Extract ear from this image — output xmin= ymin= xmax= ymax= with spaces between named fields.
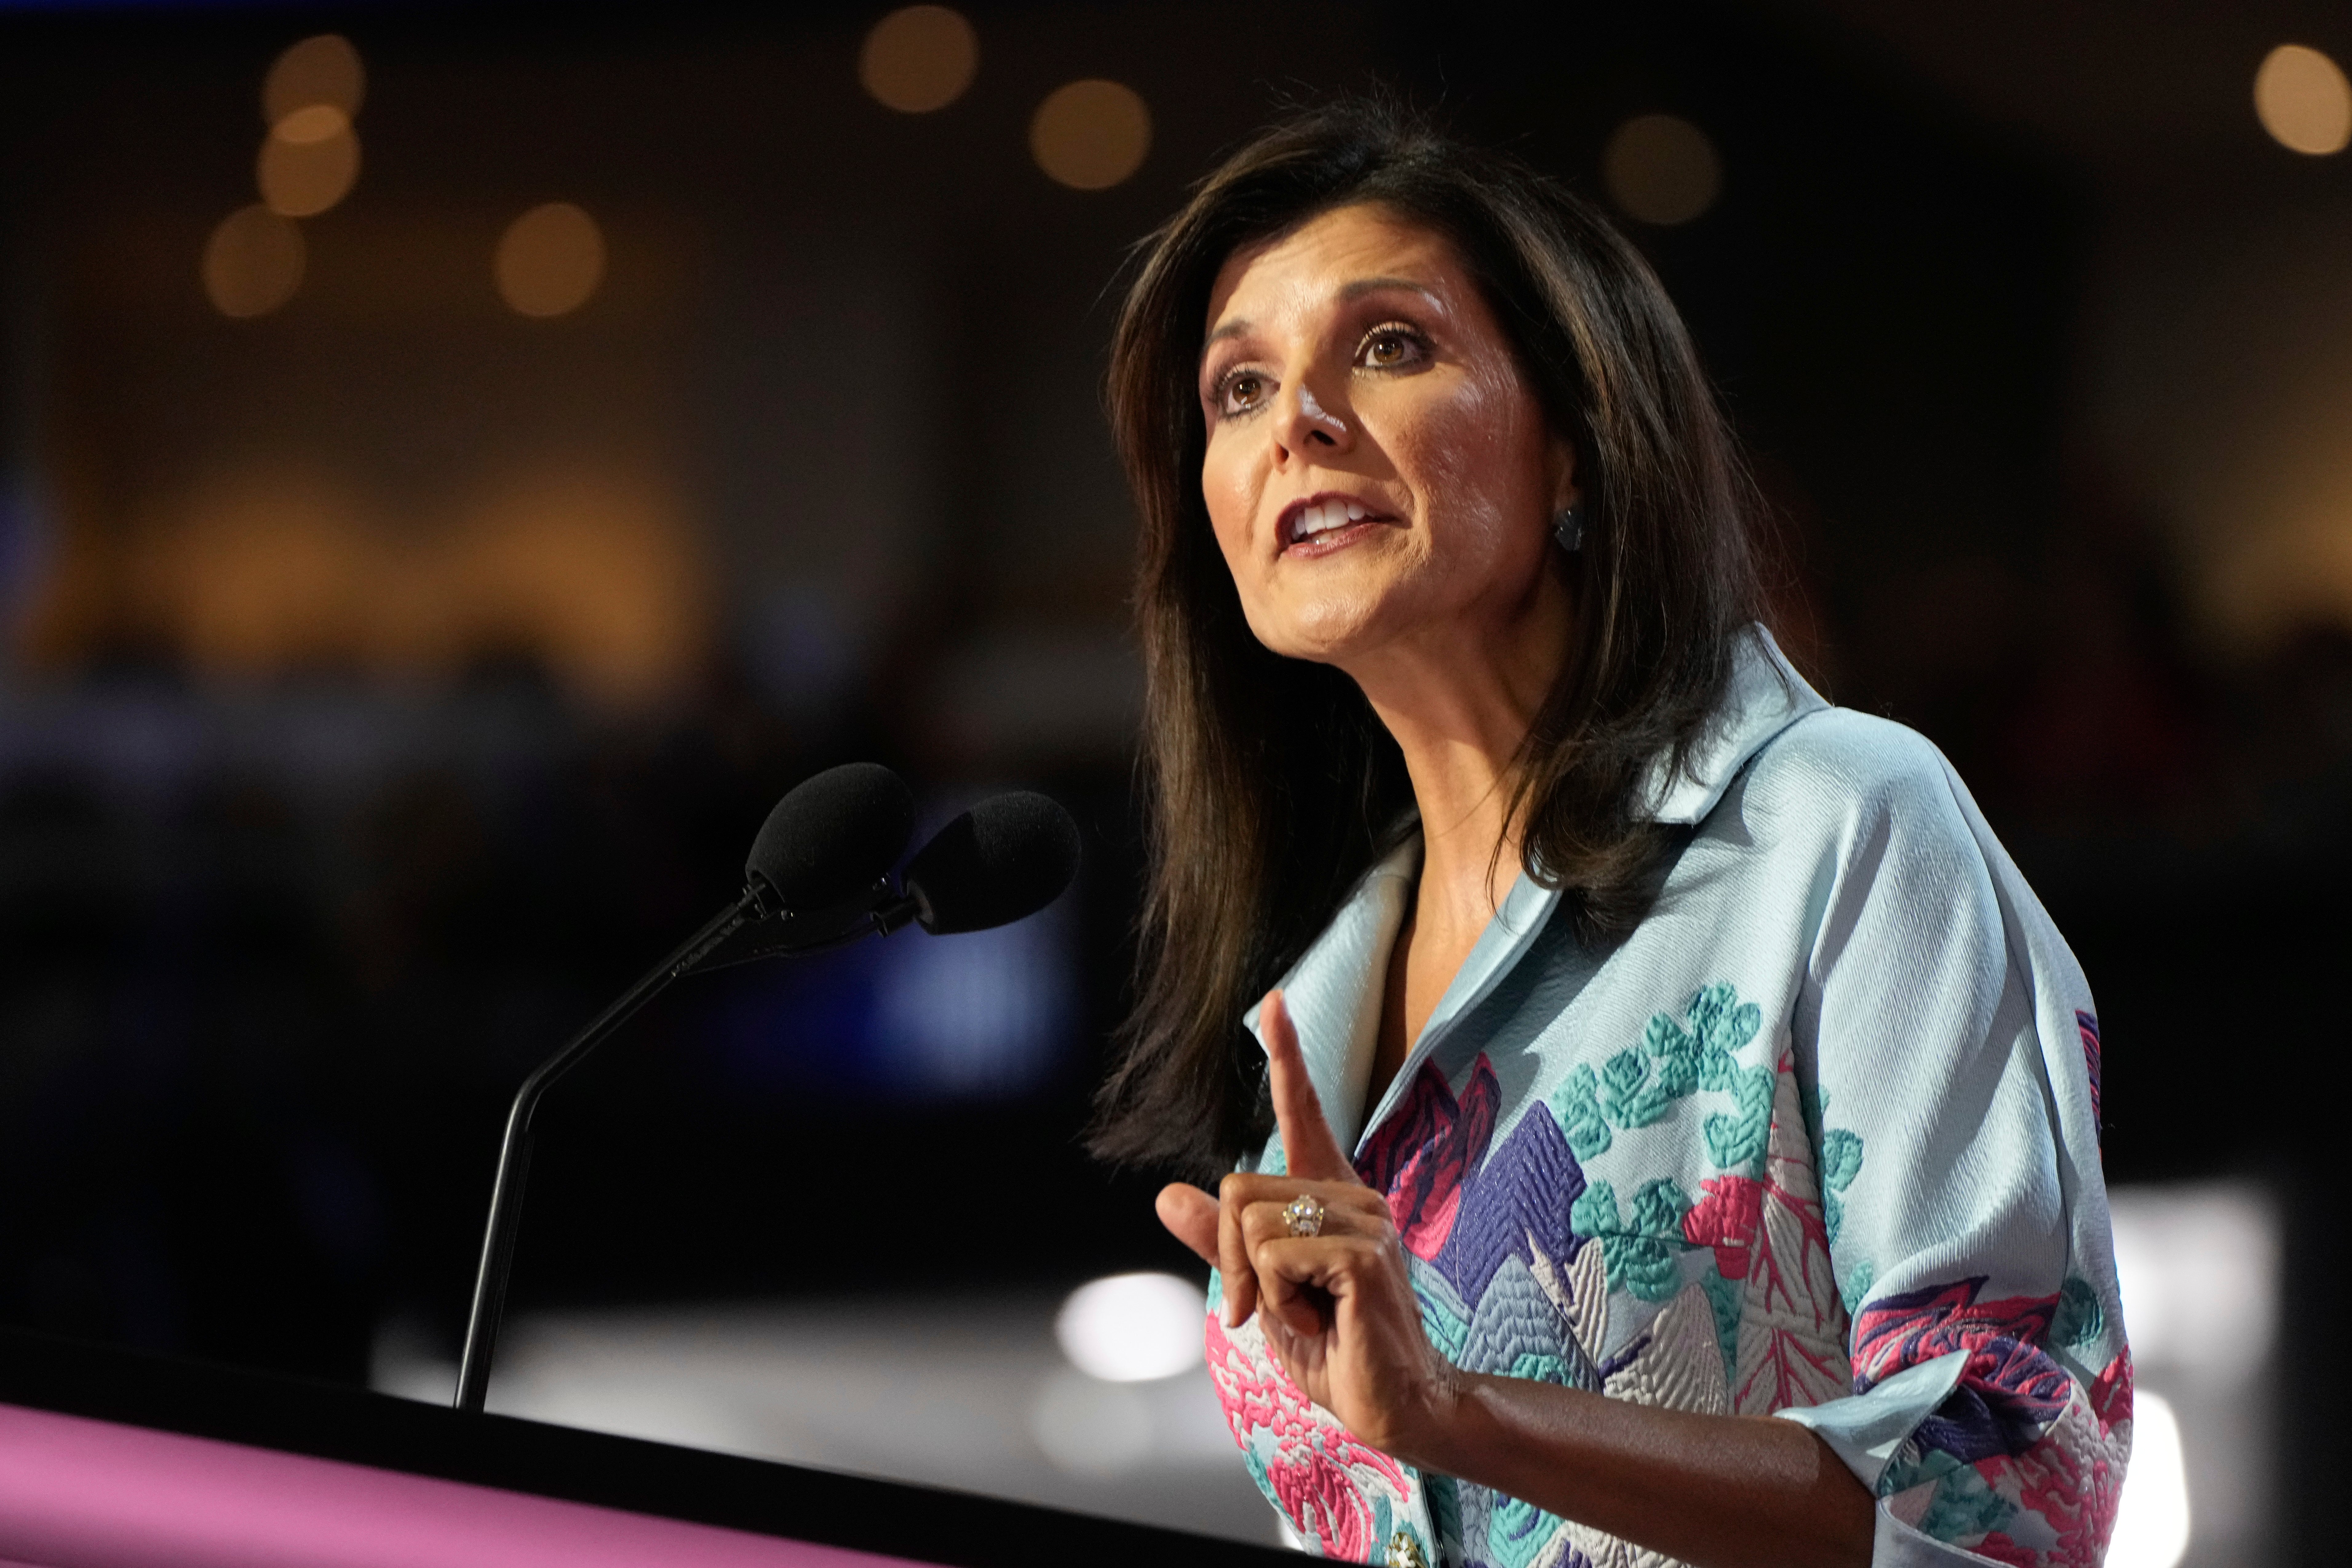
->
xmin=1549 ymin=434 xmax=1582 ymax=514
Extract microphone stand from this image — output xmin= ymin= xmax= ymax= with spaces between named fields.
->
xmin=452 ymin=882 xmax=778 ymax=1414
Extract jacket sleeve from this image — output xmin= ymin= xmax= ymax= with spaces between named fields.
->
xmin=1769 ymin=732 xmax=2133 ymax=1567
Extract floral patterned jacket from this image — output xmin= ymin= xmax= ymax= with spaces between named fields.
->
xmin=1207 ymin=627 xmax=2131 ymax=1568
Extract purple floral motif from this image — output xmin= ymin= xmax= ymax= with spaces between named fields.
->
xmin=1435 ymin=1100 xmax=1587 ymax=1304
xmin=1853 ymin=1276 xmax=2072 ymax=1462
xmin=1356 ymin=1053 xmax=1589 ymax=1311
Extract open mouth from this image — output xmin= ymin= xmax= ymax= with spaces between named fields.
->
xmin=1279 ymin=494 xmax=1395 ymax=554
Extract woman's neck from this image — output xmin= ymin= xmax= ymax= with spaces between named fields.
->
xmin=1349 ymin=581 xmax=1571 ymax=933
xmin=1385 ymin=709 xmax=1529 ymax=927
xmin=1348 ymin=579 xmax=1572 ymax=1104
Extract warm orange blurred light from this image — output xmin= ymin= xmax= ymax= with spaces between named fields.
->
xmin=133 ymin=478 xmax=375 ymax=673
xmin=495 ymin=203 xmax=607 ymax=318
xmin=263 ymin=34 xmax=365 ymax=126
xmin=1603 ymin=114 xmax=1721 ymax=225
xmin=2255 ymin=44 xmax=2351 ymax=155
xmin=201 ymin=205 xmax=306 ymax=317
xmin=1029 ymin=80 xmax=1150 ymax=190
xmin=860 ymin=6 xmax=978 ymax=113
xmin=275 ymin=104 xmax=349 ymax=144
xmin=456 ymin=470 xmax=710 ymax=706
xmin=113 ymin=466 xmax=708 ymax=706
xmin=258 ymin=113 xmax=360 ymax=216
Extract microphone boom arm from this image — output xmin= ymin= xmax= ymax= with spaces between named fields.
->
xmin=446 ymin=782 xmax=1075 ymax=1415
xmin=451 ymin=882 xmax=776 ymax=1414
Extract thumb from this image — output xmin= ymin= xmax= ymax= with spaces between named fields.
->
xmin=1263 ymin=990 xmax=1359 ymax=1184
xmin=1155 ymin=1182 xmax=1220 ymax=1266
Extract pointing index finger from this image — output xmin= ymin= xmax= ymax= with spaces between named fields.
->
xmin=1262 ymin=989 xmax=1359 ymax=1185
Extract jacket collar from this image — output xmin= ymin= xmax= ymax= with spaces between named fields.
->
xmin=1639 ymin=625 xmax=1826 ymax=824
xmin=1247 ymin=625 xmax=1825 ymax=1157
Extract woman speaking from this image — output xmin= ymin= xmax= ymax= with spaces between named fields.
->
xmin=1089 ymin=102 xmax=2129 ymax=1568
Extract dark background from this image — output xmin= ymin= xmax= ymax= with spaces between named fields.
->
xmin=0 ymin=0 xmax=2344 ymax=1557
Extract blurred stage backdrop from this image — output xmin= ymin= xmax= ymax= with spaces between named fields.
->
xmin=1 ymin=0 xmax=2348 ymax=1561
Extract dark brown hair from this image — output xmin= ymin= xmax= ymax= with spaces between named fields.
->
xmin=1090 ymin=98 xmax=1762 ymax=1179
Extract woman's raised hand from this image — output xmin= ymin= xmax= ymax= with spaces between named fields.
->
xmin=1155 ymin=990 xmax=1460 ymax=1459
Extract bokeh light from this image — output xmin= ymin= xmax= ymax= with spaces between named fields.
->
xmin=263 ymin=33 xmax=365 ymax=126
xmin=2107 ymin=1392 xmax=2191 ymax=1568
xmin=2254 ymin=43 xmax=2351 ymax=156
xmin=495 ymin=202 xmax=607 ymax=318
xmin=859 ymin=5 xmax=978 ymax=114
xmin=122 ymin=464 xmax=705 ymax=704
xmin=1029 ymin=80 xmax=1151 ymax=191
xmin=257 ymin=107 xmax=360 ymax=217
xmin=1053 ymin=1272 xmax=1202 ymax=1382
xmin=1601 ymin=113 xmax=1722 ymax=226
xmin=201 ymin=204 xmax=305 ymax=318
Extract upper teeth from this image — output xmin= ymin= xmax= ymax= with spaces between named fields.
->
xmin=1294 ymin=499 xmax=1368 ymax=539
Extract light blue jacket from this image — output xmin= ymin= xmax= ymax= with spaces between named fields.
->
xmin=1205 ymin=628 xmax=2131 ymax=1568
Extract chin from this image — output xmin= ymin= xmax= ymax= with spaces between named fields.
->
xmin=1253 ymin=605 xmax=1391 ymax=666
xmin=1242 ymin=566 xmax=1421 ymax=664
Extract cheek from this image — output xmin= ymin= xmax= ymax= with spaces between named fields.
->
xmin=1199 ymin=439 xmax=1259 ymax=575
xmin=1399 ymin=380 xmax=1544 ymax=554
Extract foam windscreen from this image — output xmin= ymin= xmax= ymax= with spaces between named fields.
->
xmin=903 ymin=792 xmax=1081 ymax=935
xmin=744 ymin=763 xmax=916 ymax=912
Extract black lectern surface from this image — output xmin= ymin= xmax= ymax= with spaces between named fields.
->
xmin=0 ymin=1325 xmax=1297 ymax=1566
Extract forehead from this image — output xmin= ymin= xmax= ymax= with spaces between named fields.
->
xmin=1204 ymin=204 xmax=1467 ymax=334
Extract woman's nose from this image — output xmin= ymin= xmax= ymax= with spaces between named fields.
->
xmin=1273 ymin=376 xmax=1351 ymax=462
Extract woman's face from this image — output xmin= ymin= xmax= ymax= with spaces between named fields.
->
xmin=1198 ymin=203 xmax=1573 ymax=674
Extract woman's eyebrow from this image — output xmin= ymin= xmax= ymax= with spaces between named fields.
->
xmin=1199 ymin=276 xmax=1441 ymax=357
xmin=1201 ymin=317 xmax=1252 ymax=353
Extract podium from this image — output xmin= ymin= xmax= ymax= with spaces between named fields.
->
xmin=0 ymin=1326 xmax=1294 ymax=1567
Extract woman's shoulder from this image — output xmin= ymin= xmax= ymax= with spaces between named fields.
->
xmin=1735 ymin=703 xmax=1981 ymax=848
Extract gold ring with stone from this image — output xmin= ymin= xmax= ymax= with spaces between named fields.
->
xmin=1282 ymin=1194 xmax=1326 ymax=1238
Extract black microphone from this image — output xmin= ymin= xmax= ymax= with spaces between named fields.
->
xmin=453 ymin=762 xmax=914 ymax=1413
xmin=696 ymin=790 xmax=1083 ymax=967
xmin=745 ymin=761 xmax=916 ymax=912
xmin=888 ymin=791 xmax=1084 ymax=935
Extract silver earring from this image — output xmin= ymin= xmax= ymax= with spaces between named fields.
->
xmin=1552 ymin=506 xmax=1583 ymax=553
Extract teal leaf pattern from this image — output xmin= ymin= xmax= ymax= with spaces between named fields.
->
xmin=1550 ymin=1064 xmax=1613 ymax=1160
xmin=1507 ymin=1351 xmax=1575 ymax=1385
xmin=1555 ymin=982 xmax=1769 ymax=1163
xmin=1914 ymin=1459 xmax=2018 ymax=1540
xmin=1610 ymin=1237 xmax=1683 ymax=1302
xmin=1878 ymin=1447 xmax=1961 ymax=1500
xmin=1556 ymin=982 xmax=1783 ymax=1309
xmin=1486 ymin=1491 xmax=1563 ymax=1568
xmin=2052 ymin=1276 xmax=2104 ymax=1350
xmin=1688 ymin=982 xmax=1762 ymax=1091
xmin=1822 ymin=1129 xmax=1865 ymax=1191
xmin=1702 ymin=1064 xmax=1776 ymax=1175
xmin=1571 ymin=1178 xmax=1693 ymax=1303
xmin=1698 ymin=1267 xmax=1743 ymax=1381
xmin=1569 ymin=1179 xmax=1621 ymax=1244
xmin=1820 ymin=1125 xmax=1865 ymax=1244
xmin=1640 ymin=1011 xmax=1704 ymax=1097
xmin=1600 ymin=1045 xmax=1673 ymax=1129
xmin=1630 ymin=1177 xmax=1694 ymax=1235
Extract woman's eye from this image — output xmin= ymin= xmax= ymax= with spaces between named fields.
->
xmin=1359 ymin=325 xmax=1425 ymax=370
xmin=1215 ymin=371 xmax=1268 ymax=415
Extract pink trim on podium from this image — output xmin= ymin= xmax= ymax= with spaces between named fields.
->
xmin=0 ymin=1402 xmax=937 ymax=1568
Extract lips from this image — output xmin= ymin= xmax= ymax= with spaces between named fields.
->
xmin=1278 ymin=493 xmax=1395 ymax=551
